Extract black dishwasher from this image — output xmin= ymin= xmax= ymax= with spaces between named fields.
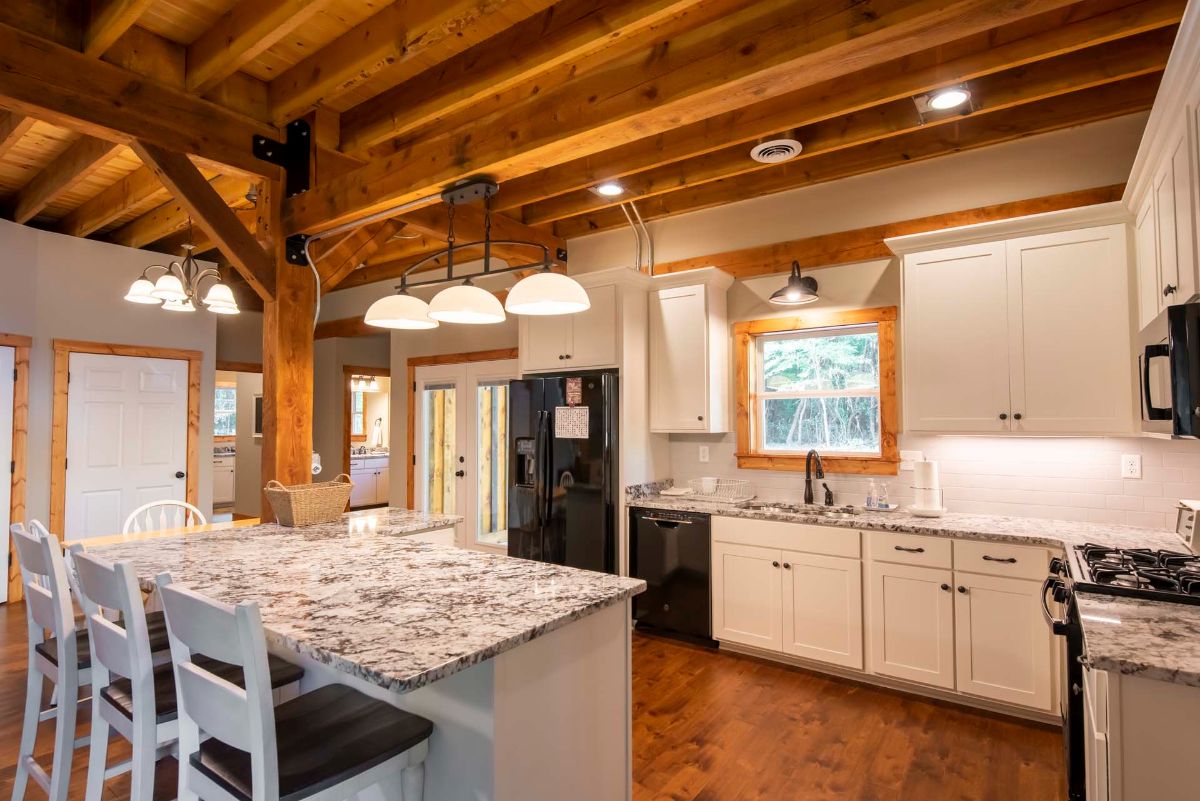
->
xmin=630 ymin=508 xmax=713 ymax=644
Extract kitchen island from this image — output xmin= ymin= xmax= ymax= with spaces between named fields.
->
xmin=83 ymin=507 xmax=645 ymax=801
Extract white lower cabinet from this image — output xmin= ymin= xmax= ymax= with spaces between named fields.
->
xmin=711 ymin=541 xmax=783 ymax=652
xmin=953 ymin=572 xmax=1053 ymax=711
xmin=867 ymin=560 xmax=956 ymax=689
xmin=350 ymin=458 xmax=390 ymax=507
xmin=782 ymin=550 xmax=863 ymax=669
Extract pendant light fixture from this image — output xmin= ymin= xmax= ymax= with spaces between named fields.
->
xmin=362 ymin=177 xmax=588 ymax=331
xmin=123 ymin=239 xmax=240 ymax=315
xmin=769 ymin=260 xmax=819 ymax=306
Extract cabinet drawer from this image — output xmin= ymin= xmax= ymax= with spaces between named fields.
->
xmin=954 ymin=539 xmax=1050 ymax=580
xmin=869 ymin=531 xmax=952 ymax=568
xmin=713 ymin=516 xmax=859 ymax=558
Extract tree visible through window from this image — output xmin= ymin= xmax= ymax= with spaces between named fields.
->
xmin=214 ymin=386 xmax=236 ymax=438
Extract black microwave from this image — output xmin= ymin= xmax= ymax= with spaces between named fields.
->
xmin=1138 ymin=302 xmax=1200 ymax=437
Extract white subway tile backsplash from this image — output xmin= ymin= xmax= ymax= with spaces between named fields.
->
xmin=665 ymin=433 xmax=1200 ymax=531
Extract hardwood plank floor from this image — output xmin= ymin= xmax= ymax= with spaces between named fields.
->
xmin=631 ymin=633 xmax=1065 ymax=801
xmin=1 ymin=602 xmax=1063 ymax=801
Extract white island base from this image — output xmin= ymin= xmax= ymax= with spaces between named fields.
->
xmin=288 ymin=600 xmax=633 ymax=801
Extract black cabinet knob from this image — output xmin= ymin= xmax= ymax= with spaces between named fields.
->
xmin=558 ymin=355 xmax=565 ymax=360
xmin=999 ymin=413 xmax=1008 ymax=421
xmin=940 ymin=583 xmax=950 ymax=592
xmin=957 ymin=585 xmax=967 ymax=594
xmin=174 ymin=471 xmax=186 ymax=479
xmin=771 ymin=561 xmax=780 ymax=568
xmin=697 ymin=415 xmax=704 ymax=421
xmin=783 ymin=563 xmax=791 ymax=570
xmin=1165 ymin=284 xmax=1178 ymax=297
xmin=1013 ymin=412 xmax=1023 ymax=421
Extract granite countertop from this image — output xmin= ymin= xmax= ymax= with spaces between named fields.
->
xmin=84 ymin=507 xmax=645 ymax=694
xmin=631 ymin=493 xmax=1200 ymax=687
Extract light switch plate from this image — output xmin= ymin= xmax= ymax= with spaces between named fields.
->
xmin=1121 ymin=454 xmax=1142 ymax=480
xmin=899 ymin=450 xmax=923 ymax=471
xmin=699 ymin=445 xmax=710 ymax=463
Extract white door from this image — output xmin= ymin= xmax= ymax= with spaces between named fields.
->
xmin=566 ymin=284 xmax=617 ymax=368
xmin=0 ymin=346 xmax=13 ymax=604
xmin=781 ymin=550 xmax=863 ymax=669
xmin=711 ymin=541 xmax=782 ymax=651
xmin=1005 ymin=225 xmax=1133 ymax=434
xmin=954 ymin=572 xmax=1054 ymax=711
xmin=520 ymin=315 xmax=573 ymax=372
xmin=902 ymin=243 xmax=1012 ymax=432
xmin=65 ymin=352 xmax=189 ymax=540
xmin=414 ymin=358 xmax=518 ymax=550
xmin=867 ymin=560 xmax=955 ymax=689
xmin=650 ymin=284 xmax=708 ymax=432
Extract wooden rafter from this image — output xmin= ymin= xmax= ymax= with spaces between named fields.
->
xmin=338 ymin=0 xmax=713 ymax=154
xmin=0 ymin=22 xmax=280 ymax=177
xmin=108 ymin=174 xmax=250 ymax=248
xmin=284 ymin=0 xmax=1084 ymax=235
xmin=55 ymin=164 xmax=170 ymax=237
xmin=267 ymin=0 xmax=556 ymax=125
xmin=521 ymin=28 xmax=1174 ymax=226
xmin=554 ymin=73 xmax=1161 ymax=238
xmin=654 ymin=184 xmax=1126 ymax=278
xmin=316 ymin=218 xmax=406 ymax=292
xmin=0 ymin=111 xmax=34 ymax=162
xmin=495 ymin=0 xmax=1184 ymax=213
xmin=11 ymin=135 xmax=121 ymax=223
xmin=83 ymin=0 xmax=156 ymax=57
xmin=132 ymin=141 xmax=275 ymax=300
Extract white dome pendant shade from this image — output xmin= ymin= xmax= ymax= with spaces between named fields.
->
xmin=124 ymin=277 xmax=160 ymax=304
xmin=202 ymin=282 xmax=240 ymax=314
xmin=428 ymin=280 xmax=505 ymax=324
xmin=505 ymin=269 xmax=590 ymax=315
xmin=364 ymin=290 xmax=439 ymax=330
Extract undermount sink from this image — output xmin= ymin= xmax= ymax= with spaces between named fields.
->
xmin=740 ymin=502 xmax=859 ymax=520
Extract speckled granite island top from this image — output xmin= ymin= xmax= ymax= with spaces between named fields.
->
xmin=632 ymin=494 xmax=1200 ymax=687
xmin=84 ymin=508 xmax=646 ymax=694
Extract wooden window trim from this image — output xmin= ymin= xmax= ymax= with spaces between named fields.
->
xmin=733 ymin=307 xmax=898 ymax=476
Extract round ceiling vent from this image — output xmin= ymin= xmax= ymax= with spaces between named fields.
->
xmin=750 ymin=138 xmax=803 ymax=164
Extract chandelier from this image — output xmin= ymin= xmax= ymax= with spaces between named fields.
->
xmin=123 ymin=242 xmax=240 ymax=315
xmin=364 ymin=178 xmax=588 ymax=330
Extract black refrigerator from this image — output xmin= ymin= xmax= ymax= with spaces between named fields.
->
xmin=507 ymin=372 xmax=618 ymax=574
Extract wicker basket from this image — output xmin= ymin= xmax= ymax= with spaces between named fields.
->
xmin=264 ymin=474 xmax=353 ymax=527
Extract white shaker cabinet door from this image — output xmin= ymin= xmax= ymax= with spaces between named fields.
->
xmin=650 ymin=284 xmax=709 ymax=432
xmin=867 ymin=560 xmax=955 ymax=689
xmin=953 ymin=572 xmax=1054 ymax=711
xmin=1135 ymin=196 xmax=1161 ymax=332
xmin=781 ymin=550 xmax=863 ymax=669
xmin=712 ymin=541 xmax=782 ymax=651
xmin=1005 ymin=225 xmax=1133 ymax=434
xmin=566 ymin=284 xmax=618 ymax=368
xmin=520 ymin=314 xmax=573 ymax=373
xmin=349 ymin=469 xmax=376 ymax=507
xmin=902 ymin=242 xmax=1012 ymax=432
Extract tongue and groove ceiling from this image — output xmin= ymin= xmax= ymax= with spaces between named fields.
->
xmin=0 ymin=0 xmax=1184 ymax=300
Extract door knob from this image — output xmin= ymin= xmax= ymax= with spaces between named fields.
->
xmin=174 ymin=471 xmax=186 ymax=479
xmin=455 ymin=470 xmax=465 ymax=478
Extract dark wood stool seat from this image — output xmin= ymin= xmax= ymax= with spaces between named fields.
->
xmin=36 ymin=610 xmax=170 ymax=668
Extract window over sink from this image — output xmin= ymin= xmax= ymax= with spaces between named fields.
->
xmin=733 ymin=306 xmax=898 ymax=475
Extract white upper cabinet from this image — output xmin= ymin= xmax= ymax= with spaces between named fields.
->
xmin=1135 ymin=196 xmax=1161 ymax=330
xmin=518 ymin=278 xmax=626 ymax=374
xmin=648 ymin=269 xmax=733 ymax=433
xmin=892 ymin=208 xmax=1134 ymax=435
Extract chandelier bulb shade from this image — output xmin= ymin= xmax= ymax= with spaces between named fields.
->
xmin=151 ymin=273 xmax=188 ymax=302
xmin=769 ymin=260 xmax=820 ymax=306
xmin=505 ymin=269 xmax=590 ymax=316
xmin=124 ymin=277 xmax=160 ymax=304
xmin=428 ymin=280 xmax=506 ymax=325
xmin=364 ymin=289 xmax=439 ymax=329
xmin=161 ymin=298 xmax=197 ymax=312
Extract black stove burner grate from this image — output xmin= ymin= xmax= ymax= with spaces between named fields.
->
xmin=1072 ymin=543 xmax=1200 ymax=604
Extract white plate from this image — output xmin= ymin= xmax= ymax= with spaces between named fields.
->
xmin=865 ymin=504 xmax=901 ymax=513
xmin=908 ymin=506 xmax=947 ymax=518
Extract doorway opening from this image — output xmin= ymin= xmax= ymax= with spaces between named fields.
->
xmin=343 ymin=365 xmax=391 ymax=510
xmin=212 ymin=360 xmax=262 ymax=523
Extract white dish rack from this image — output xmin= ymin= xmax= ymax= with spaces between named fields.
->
xmin=687 ymin=478 xmax=755 ymax=504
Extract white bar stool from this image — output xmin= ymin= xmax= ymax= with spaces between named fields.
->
xmin=74 ymin=554 xmax=305 ymax=801
xmin=157 ymin=574 xmax=434 ymax=801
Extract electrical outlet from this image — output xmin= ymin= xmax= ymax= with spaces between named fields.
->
xmin=1121 ymin=454 xmax=1142 ymax=480
xmin=899 ymin=450 xmax=923 ymax=471
xmin=699 ymin=445 xmax=710 ymax=464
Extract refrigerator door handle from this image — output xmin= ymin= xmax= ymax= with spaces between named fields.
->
xmin=534 ymin=410 xmax=547 ymax=529
xmin=541 ymin=409 xmax=554 ymax=526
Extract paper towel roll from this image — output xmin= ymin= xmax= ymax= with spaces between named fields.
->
xmin=914 ymin=488 xmax=943 ymax=510
xmin=913 ymin=460 xmax=940 ymax=491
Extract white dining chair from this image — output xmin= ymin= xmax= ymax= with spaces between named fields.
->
xmin=74 ymin=555 xmax=305 ymax=801
xmin=157 ymin=574 xmax=434 ymax=801
xmin=122 ymin=500 xmax=208 ymax=535
xmin=10 ymin=521 xmax=92 ymax=801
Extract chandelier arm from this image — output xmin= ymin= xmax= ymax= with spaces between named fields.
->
xmin=399 ymin=257 xmax=553 ymax=292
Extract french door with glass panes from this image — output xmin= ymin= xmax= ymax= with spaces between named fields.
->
xmin=414 ymin=358 xmax=517 ymax=551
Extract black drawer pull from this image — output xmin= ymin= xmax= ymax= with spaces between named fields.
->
xmin=982 ymin=555 xmax=1017 ymax=564
xmin=894 ymin=545 xmax=925 ymax=553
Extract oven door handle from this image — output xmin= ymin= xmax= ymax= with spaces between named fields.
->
xmin=1041 ymin=576 xmax=1071 ymax=635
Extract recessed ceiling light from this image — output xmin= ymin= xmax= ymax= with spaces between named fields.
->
xmin=928 ymin=87 xmax=971 ymax=111
xmin=592 ymin=181 xmax=625 ymax=197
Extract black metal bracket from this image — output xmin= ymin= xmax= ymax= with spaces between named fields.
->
xmin=285 ymin=234 xmax=310 ymax=266
xmin=253 ymin=119 xmax=311 ymax=198
xmin=556 ymin=247 xmax=568 ymax=263
xmin=441 ymin=177 xmax=499 ymax=205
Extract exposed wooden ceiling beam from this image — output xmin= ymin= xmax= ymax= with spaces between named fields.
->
xmin=523 ymin=28 xmax=1174 ymax=226
xmin=316 ymin=218 xmax=406 ymax=292
xmin=186 ymin=0 xmax=337 ymax=95
xmin=495 ymin=0 xmax=1184 ymax=213
xmin=314 ymin=316 xmax=377 ymax=339
xmin=108 ymin=174 xmax=249 ymax=248
xmin=284 ymin=0 xmax=1084 ymax=235
xmin=552 ymin=74 xmax=1160 ymax=238
xmin=11 ymin=135 xmax=121 ymax=223
xmin=0 ymin=111 xmax=35 ymax=162
xmin=133 ymin=141 xmax=275 ymax=300
xmin=83 ymin=0 xmax=156 ymax=57
xmin=54 ymin=164 xmax=170 ymax=237
xmin=655 ymin=184 xmax=1126 ymax=278
xmin=267 ymin=0 xmax=556 ymax=125
xmin=0 ymin=22 xmax=281 ymax=177
xmin=338 ymin=0 xmax=711 ymax=154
